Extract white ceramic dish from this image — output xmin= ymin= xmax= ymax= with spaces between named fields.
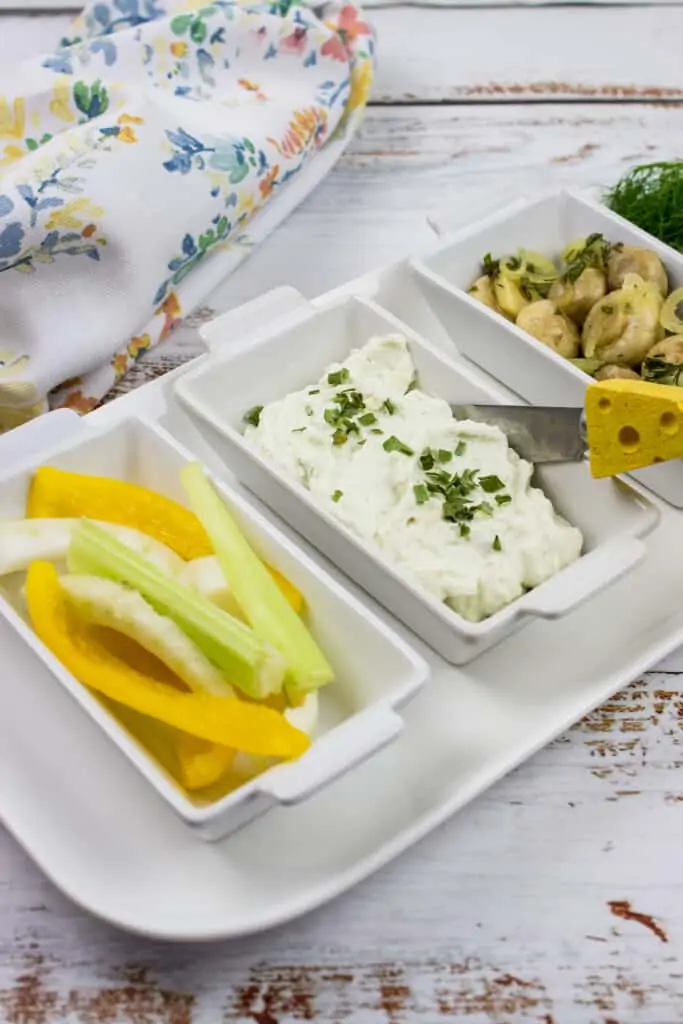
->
xmin=2 ymin=333 xmax=683 ymax=941
xmin=0 ymin=410 xmax=427 ymax=841
xmin=174 ymin=292 xmax=658 ymax=666
xmin=411 ymin=187 xmax=683 ymax=507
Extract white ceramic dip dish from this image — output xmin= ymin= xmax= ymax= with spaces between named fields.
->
xmin=0 ymin=409 xmax=428 ymax=841
xmin=412 ymin=187 xmax=683 ymax=507
xmin=174 ymin=293 xmax=659 ymax=665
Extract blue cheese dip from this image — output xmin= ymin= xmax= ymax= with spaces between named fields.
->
xmin=244 ymin=335 xmax=583 ymax=622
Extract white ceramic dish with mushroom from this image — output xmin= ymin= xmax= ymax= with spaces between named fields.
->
xmin=0 ymin=411 xmax=428 ymax=841
xmin=174 ymin=293 xmax=658 ymax=666
xmin=412 ymin=188 xmax=683 ymax=507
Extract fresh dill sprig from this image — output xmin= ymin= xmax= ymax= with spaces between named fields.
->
xmin=604 ymin=162 xmax=683 ymax=254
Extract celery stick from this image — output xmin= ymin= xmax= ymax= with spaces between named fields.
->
xmin=180 ymin=462 xmax=334 ymax=692
xmin=68 ymin=520 xmax=285 ymax=698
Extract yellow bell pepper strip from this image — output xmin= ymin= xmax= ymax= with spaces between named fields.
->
xmin=26 ymin=561 xmax=310 ymax=758
xmin=173 ymin=734 xmax=236 ymax=792
xmin=26 ymin=466 xmax=303 ymax=607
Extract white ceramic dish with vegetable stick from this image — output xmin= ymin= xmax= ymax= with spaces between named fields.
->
xmin=4 ymin=265 xmax=683 ymax=940
xmin=0 ymin=410 xmax=428 ymax=841
xmin=174 ymin=293 xmax=658 ymax=666
xmin=412 ymin=187 xmax=683 ymax=507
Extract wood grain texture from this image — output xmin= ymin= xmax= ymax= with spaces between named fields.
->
xmin=4 ymin=6 xmax=683 ymax=103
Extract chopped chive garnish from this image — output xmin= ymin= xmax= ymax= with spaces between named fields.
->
xmin=327 ymin=368 xmax=349 ymax=386
xmin=459 ymin=523 xmax=470 ymax=538
xmin=332 ymin=428 xmax=348 ymax=446
xmin=405 ymin=378 xmax=418 ymax=394
xmin=324 ymin=408 xmax=339 ymax=426
xmin=358 ymin=412 xmax=377 ymax=427
xmin=492 ymin=535 xmax=502 ymax=551
xmin=370 ymin=428 xmax=384 ymax=435
xmin=357 ymin=439 xmax=367 ymax=447
xmin=331 ymin=490 xmax=343 ymax=503
xmin=413 ymin=483 xmax=429 ymax=505
xmin=291 ymin=427 xmax=306 ymax=433
xmin=308 ymin=388 xmax=320 ymax=395
xmin=419 ymin=449 xmax=435 ymax=471
xmin=306 ymin=406 xmax=313 ymax=416
xmin=495 ymin=494 xmax=512 ymax=506
xmin=437 ymin=449 xmax=452 ymax=463
xmin=243 ymin=405 xmax=263 ymax=427
xmin=455 ymin=440 xmax=467 ymax=457
xmin=479 ymin=475 xmax=505 ymax=493
xmin=383 ymin=435 xmax=414 ymax=456
xmin=383 ymin=398 xmax=396 ymax=415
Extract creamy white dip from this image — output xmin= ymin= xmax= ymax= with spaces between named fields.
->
xmin=245 ymin=335 xmax=583 ymax=622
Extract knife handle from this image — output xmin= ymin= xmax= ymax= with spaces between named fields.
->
xmin=585 ymin=378 xmax=683 ymax=478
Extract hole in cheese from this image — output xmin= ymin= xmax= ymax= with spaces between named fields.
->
xmin=660 ymin=410 xmax=679 ymax=436
xmin=618 ymin=425 xmax=640 ymax=452
xmin=598 ymin=397 xmax=611 ymax=412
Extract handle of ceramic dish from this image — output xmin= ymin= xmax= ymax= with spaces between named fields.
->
xmin=0 ymin=409 xmax=83 ymax=475
xmin=199 ymin=287 xmax=311 ymax=353
xmin=521 ymin=537 xmax=646 ymax=619
xmin=261 ymin=705 xmax=405 ymax=806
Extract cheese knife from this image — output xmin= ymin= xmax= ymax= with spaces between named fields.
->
xmin=451 ymin=378 xmax=683 ymax=478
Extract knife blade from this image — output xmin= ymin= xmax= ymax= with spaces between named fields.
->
xmin=450 ymin=404 xmax=588 ymax=464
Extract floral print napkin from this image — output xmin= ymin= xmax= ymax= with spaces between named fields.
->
xmin=0 ymin=0 xmax=374 ymax=430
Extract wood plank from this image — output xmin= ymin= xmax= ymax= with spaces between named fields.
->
xmin=370 ymin=6 xmax=683 ymax=103
xmin=3 ymin=6 xmax=683 ymax=103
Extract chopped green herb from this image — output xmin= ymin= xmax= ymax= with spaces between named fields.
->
xmin=383 ymin=435 xmax=414 ymax=456
xmin=306 ymin=406 xmax=313 ymax=416
xmin=327 ymin=368 xmax=349 ymax=387
xmin=495 ymin=494 xmax=512 ymax=506
xmin=405 ymin=378 xmax=418 ymax=394
xmin=358 ymin=412 xmax=377 ymax=427
xmin=413 ymin=483 xmax=429 ymax=505
xmin=479 ymin=475 xmax=505 ymax=493
xmin=455 ymin=440 xmax=467 ymax=457
xmin=291 ymin=427 xmax=306 ymax=433
xmin=492 ymin=535 xmax=502 ymax=552
xmin=370 ymin=428 xmax=384 ymax=435
xmin=324 ymin=408 xmax=339 ymax=427
xmin=406 ymin=517 xmax=416 ymax=525
xmin=419 ymin=449 xmax=435 ymax=471
xmin=383 ymin=398 xmax=396 ymax=415
xmin=243 ymin=405 xmax=263 ymax=428
xmin=332 ymin=428 xmax=348 ymax=446
xmin=308 ymin=388 xmax=320 ymax=395
xmin=357 ymin=439 xmax=367 ymax=447
xmin=437 ymin=449 xmax=453 ymax=463
xmin=331 ymin=490 xmax=343 ymax=503
xmin=482 ymin=252 xmax=500 ymax=278
xmin=459 ymin=523 xmax=471 ymax=538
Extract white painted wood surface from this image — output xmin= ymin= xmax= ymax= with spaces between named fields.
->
xmin=5 ymin=6 xmax=683 ymax=101
xmin=3 ymin=4 xmax=683 ymax=1022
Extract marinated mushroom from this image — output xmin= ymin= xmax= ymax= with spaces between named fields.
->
xmin=607 ymin=244 xmax=668 ymax=297
xmin=468 ymin=275 xmax=500 ymax=313
xmin=492 ymin=275 xmax=530 ymax=320
xmin=516 ymin=300 xmax=580 ymax=359
xmin=548 ymin=268 xmax=607 ymax=325
xmin=593 ymin=364 xmax=641 ymax=382
xmin=640 ymin=336 xmax=683 ymax=386
xmin=582 ymin=274 xmax=664 ymax=366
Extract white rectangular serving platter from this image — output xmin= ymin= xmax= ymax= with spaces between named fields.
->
xmin=3 ymin=259 xmax=683 ymax=941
